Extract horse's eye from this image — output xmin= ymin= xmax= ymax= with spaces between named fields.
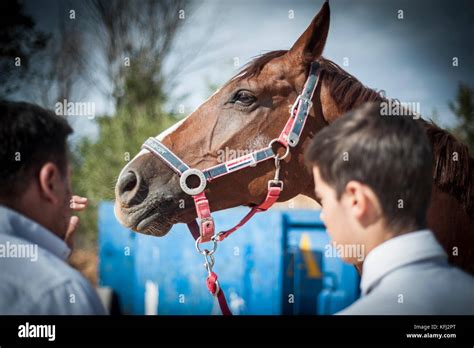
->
xmin=231 ymin=90 xmax=256 ymax=106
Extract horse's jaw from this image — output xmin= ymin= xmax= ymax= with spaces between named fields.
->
xmin=134 ymin=216 xmax=173 ymax=237
xmin=113 ymin=198 xmax=181 ymax=237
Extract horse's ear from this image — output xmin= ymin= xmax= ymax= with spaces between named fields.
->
xmin=287 ymin=1 xmax=330 ymax=65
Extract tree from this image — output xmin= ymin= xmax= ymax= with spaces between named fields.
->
xmin=1 ymin=0 xmax=197 ymax=246
xmin=85 ymin=0 xmax=188 ymax=114
xmin=71 ymin=0 xmax=190 ymax=245
xmin=0 ymin=0 xmax=49 ymax=97
xmin=1 ymin=0 xmax=91 ymax=111
xmin=29 ymin=7 xmax=89 ymax=109
xmin=449 ymin=83 xmax=474 ymax=154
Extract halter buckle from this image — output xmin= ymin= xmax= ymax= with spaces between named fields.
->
xmin=288 ymin=133 xmax=300 ymax=147
xmin=290 ymin=95 xmax=301 ymax=117
xmin=268 ymin=179 xmax=284 ymax=190
xmin=300 ymin=97 xmax=313 ymax=109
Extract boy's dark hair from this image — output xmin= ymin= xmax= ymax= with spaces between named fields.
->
xmin=0 ymin=100 xmax=73 ymax=199
xmin=305 ymin=102 xmax=434 ymax=232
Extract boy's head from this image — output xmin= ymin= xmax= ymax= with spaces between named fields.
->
xmin=0 ymin=100 xmax=73 ymax=239
xmin=305 ymin=102 xmax=433 ymax=262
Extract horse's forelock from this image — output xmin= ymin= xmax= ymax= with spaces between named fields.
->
xmin=228 ymin=50 xmax=288 ymax=85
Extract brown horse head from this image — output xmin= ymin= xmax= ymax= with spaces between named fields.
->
xmin=114 ymin=1 xmax=474 ymax=276
xmin=114 ymin=2 xmax=337 ymax=236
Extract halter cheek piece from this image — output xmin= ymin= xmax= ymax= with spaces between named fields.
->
xmin=141 ymin=62 xmax=321 ymax=315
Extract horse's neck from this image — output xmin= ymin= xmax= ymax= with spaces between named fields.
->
xmin=297 ymin=64 xmax=386 ymax=202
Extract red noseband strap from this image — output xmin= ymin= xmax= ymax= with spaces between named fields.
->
xmin=187 ymin=185 xmax=282 ymax=242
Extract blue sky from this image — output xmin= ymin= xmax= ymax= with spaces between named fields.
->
xmin=169 ymin=0 xmax=473 ymax=123
xmin=24 ymin=0 xmax=474 ymax=140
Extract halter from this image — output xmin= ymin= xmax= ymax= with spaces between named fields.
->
xmin=141 ymin=61 xmax=321 ymax=315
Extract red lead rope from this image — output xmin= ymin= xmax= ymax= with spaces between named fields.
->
xmin=214 ymin=185 xmax=282 ymax=241
xmin=207 ymin=271 xmax=232 ymax=316
xmin=187 ymin=184 xmax=283 ymax=315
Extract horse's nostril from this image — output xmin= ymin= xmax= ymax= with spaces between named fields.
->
xmin=118 ymin=171 xmax=138 ymax=198
xmin=117 ymin=170 xmax=149 ymax=207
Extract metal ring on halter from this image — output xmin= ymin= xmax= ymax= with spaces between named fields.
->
xmin=180 ymin=168 xmax=207 ymax=196
xmin=195 ymin=236 xmax=218 ymax=255
xmin=269 ymin=139 xmax=290 ymax=160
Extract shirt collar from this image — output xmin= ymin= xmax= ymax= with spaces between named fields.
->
xmin=0 ymin=205 xmax=71 ymax=261
xmin=360 ymin=230 xmax=447 ymax=296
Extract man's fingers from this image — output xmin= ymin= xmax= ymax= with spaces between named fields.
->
xmin=65 ymin=216 xmax=79 ymax=249
xmin=72 ymin=195 xmax=88 ymax=203
xmin=70 ymin=196 xmax=88 ymax=211
xmin=66 ymin=216 xmax=80 ymax=234
xmin=67 ymin=196 xmax=87 ymax=248
xmin=70 ymin=202 xmax=87 ymax=210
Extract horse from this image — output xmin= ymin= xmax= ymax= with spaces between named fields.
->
xmin=114 ymin=1 xmax=474 ymax=276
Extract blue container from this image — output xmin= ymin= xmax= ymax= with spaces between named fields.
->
xmin=98 ymin=202 xmax=360 ymax=315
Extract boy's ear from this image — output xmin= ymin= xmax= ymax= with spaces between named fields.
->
xmin=287 ymin=1 xmax=330 ymax=65
xmin=345 ymin=181 xmax=384 ymax=225
xmin=344 ymin=181 xmax=367 ymax=219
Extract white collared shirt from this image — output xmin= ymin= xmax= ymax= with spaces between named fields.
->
xmin=0 ymin=205 xmax=106 ymax=315
xmin=338 ymin=230 xmax=474 ymax=315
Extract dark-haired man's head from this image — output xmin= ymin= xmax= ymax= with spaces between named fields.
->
xmin=305 ymin=102 xmax=433 ymax=263
xmin=0 ymin=101 xmax=73 ymax=239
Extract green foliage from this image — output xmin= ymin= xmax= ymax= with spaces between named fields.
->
xmin=449 ymin=83 xmax=474 ymax=154
xmin=67 ymin=1 xmax=189 ymax=247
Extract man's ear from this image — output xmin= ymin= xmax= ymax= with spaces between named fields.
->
xmin=287 ymin=1 xmax=330 ymax=65
xmin=38 ymin=162 xmax=62 ymax=205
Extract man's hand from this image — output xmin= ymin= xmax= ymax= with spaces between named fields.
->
xmin=65 ymin=196 xmax=88 ymax=249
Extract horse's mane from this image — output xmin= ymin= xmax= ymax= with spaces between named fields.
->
xmin=318 ymin=58 xmax=386 ymax=110
xmin=422 ymin=121 xmax=473 ymax=214
xmin=318 ymin=58 xmax=473 ymax=215
xmin=234 ymin=50 xmax=474 ymax=214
